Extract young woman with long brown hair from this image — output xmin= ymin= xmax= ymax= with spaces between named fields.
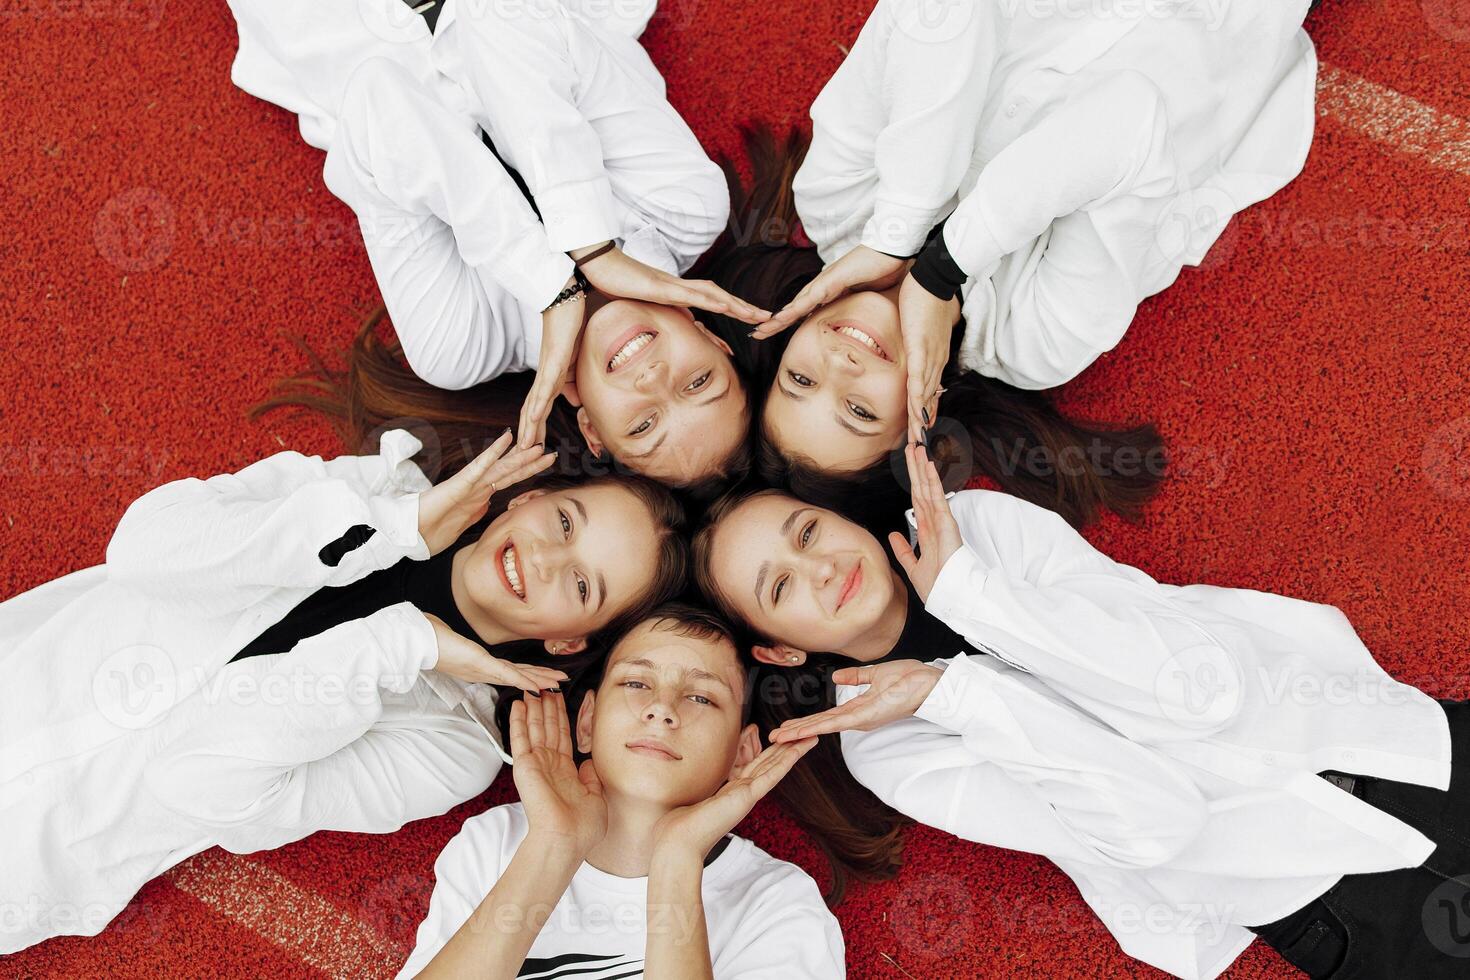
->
xmin=281 ymin=124 xmax=1169 ymax=527
xmin=0 ymin=430 xmax=689 ymax=953
xmin=694 ymin=445 xmax=1470 ymax=980
xmin=224 ymin=0 xmax=768 ymax=487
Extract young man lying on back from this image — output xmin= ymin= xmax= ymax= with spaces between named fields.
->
xmin=398 ymin=604 xmax=847 ymax=979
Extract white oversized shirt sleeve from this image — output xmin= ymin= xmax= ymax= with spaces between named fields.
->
xmin=439 ymin=0 xmax=622 ymax=253
xmin=323 ymin=58 xmax=573 ymax=350
xmin=927 ymin=490 xmax=1244 ymax=741
xmin=104 ymin=429 xmax=431 ymax=616
xmin=709 ymin=864 xmax=846 ymax=978
xmin=817 ymin=0 xmax=1001 ymax=257
xmin=944 ymin=71 xmax=1183 ymax=388
xmin=841 ymin=653 xmax=1209 ymax=869
xmin=143 ymin=602 xmax=499 ymax=845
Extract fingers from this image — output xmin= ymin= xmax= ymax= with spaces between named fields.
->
xmin=541 ymin=686 xmax=560 ymax=748
xmin=888 ymin=530 xmax=919 ymax=580
xmin=744 ymin=739 xmax=818 ymax=799
xmin=751 ymin=278 xmax=830 ymax=338
xmin=464 ymin=429 xmax=515 ymax=479
xmin=516 ymin=379 xmax=556 ymax=452
xmin=547 ymin=691 xmax=572 ymax=759
xmin=509 ymin=698 xmax=530 ymax=759
xmin=481 ymin=442 xmax=555 ymax=488
xmin=522 ymin=694 xmax=545 ymax=752
xmin=673 ymin=279 xmax=770 ymax=325
xmin=769 ymin=697 xmax=870 ymax=742
xmin=831 ymin=664 xmax=876 ymax=688
xmin=577 ymin=758 xmax=603 ymax=796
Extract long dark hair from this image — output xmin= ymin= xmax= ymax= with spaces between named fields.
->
xmin=709 ymin=127 xmax=1168 ymax=531
xmin=690 ymin=487 xmax=911 ymax=903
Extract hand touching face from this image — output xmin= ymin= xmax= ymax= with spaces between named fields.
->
xmin=567 ymin=300 xmax=750 ymax=486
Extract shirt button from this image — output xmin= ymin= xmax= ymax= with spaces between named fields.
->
xmin=1006 ymin=103 xmax=1019 ymax=118
xmin=1263 ymin=753 xmax=1276 ymax=766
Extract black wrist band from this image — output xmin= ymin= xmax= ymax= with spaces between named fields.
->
xmin=908 ymin=219 xmax=968 ymax=303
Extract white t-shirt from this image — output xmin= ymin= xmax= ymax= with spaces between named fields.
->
xmin=396 ymin=803 xmax=847 ymax=979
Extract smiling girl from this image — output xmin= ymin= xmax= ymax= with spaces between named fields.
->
xmin=693 ymin=446 xmax=1470 ymax=980
xmin=224 ymin=0 xmax=767 ymax=487
xmin=0 ymin=429 xmax=686 ymax=953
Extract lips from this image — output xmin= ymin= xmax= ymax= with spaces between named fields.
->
xmin=497 ymin=539 xmax=526 ymax=602
xmin=604 ymin=325 xmax=657 ymax=373
xmin=836 ymin=560 xmax=863 ymax=613
xmin=625 ymin=738 xmax=682 ymax=761
xmin=829 ymin=322 xmax=892 ymax=362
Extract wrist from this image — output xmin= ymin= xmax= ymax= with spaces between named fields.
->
xmin=650 ymin=841 xmax=706 ymax=875
xmin=523 ymin=830 xmax=592 ymax=867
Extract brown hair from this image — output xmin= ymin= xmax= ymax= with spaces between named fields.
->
xmin=690 ymin=488 xmax=911 ymax=905
xmin=710 ymin=127 xmax=1167 ymax=531
xmin=251 ymin=273 xmax=756 ymax=501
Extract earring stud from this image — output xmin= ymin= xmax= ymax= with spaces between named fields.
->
xmin=788 ymin=655 xmax=799 ymax=664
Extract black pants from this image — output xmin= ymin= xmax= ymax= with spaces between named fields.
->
xmin=1250 ymin=700 xmax=1470 ymax=978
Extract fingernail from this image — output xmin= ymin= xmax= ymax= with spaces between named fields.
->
xmin=921 ymin=407 xmax=931 ymax=425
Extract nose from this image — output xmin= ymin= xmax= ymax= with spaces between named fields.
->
xmin=807 ymin=554 xmax=837 ymax=589
xmin=643 ymin=697 xmax=680 ymax=729
xmin=634 ymin=359 xmax=670 ymax=393
xmin=525 ymin=537 xmax=565 ymax=583
xmin=823 ymin=342 xmax=861 ymax=375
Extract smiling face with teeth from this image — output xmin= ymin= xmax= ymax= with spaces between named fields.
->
xmin=454 ymin=483 xmax=665 ymax=651
xmin=563 ymin=299 xmax=750 ymax=487
xmin=761 ymin=286 xmax=910 ymax=473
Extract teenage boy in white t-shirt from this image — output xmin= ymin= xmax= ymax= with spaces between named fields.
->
xmin=397 ymin=605 xmax=847 ymax=979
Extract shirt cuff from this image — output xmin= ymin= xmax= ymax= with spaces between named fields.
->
xmin=925 ymin=544 xmax=985 ymax=629
xmin=486 ymin=237 xmax=577 ymax=312
xmin=942 ymin=199 xmax=1007 ymax=278
xmin=364 ymin=492 xmax=430 ymax=557
xmin=913 ymin=653 xmax=1026 ymax=748
xmin=536 ymin=176 xmax=622 ymax=254
xmin=908 ymin=219 xmax=968 ymax=301
xmin=370 ymin=602 xmax=443 ymax=681
xmin=861 ymin=198 xmax=946 ymax=258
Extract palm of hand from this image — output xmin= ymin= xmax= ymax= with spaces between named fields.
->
xmin=516 ymin=746 xmax=607 ymax=851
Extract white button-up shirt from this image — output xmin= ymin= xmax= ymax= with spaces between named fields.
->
xmin=794 ymin=0 xmax=1318 ymax=389
xmin=0 ymin=432 xmax=506 ymax=954
xmin=840 ymin=489 xmax=1449 ymax=980
xmin=223 ymin=0 xmax=728 ymax=389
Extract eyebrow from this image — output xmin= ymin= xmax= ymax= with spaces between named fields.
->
xmin=619 ymin=657 xmax=735 ymax=694
xmin=778 ymin=380 xmax=880 ymax=438
xmin=753 ymin=507 xmax=811 ymax=608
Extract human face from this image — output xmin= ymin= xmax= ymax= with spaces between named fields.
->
xmin=761 ymin=287 xmax=908 ymax=473
xmin=461 ymin=484 xmax=661 ymax=642
xmin=570 ymin=299 xmax=749 ymax=486
xmin=706 ymin=493 xmax=899 ymax=656
xmin=577 ymin=620 xmax=755 ymax=808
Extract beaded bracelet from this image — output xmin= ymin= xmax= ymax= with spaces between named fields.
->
xmin=543 ymin=270 xmax=589 ymax=312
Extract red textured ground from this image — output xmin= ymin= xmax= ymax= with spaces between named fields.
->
xmin=3 ymin=0 xmax=1469 ymax=976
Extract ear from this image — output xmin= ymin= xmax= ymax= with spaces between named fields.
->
xmin=507 ymin=488 xmax=547 ymax=510
xmin=574 ymin=689 xmax=597 ymax=754
xmin=574 ymin=407 xmax=606 ymax=457
xmin=560 ymin=377 xmax=583 ymax=407
xmin=751 ymin=643 xmax=808 ymax=668
xmin=692 ymin=319 xmax=734 ymax=358
xmin=544 ymin=637 xmax=589 ymax=656
xmin=729 ymin=723 xmax=762 ymax=778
